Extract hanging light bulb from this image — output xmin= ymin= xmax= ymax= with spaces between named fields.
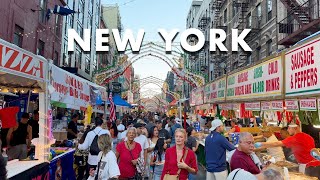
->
xmin=14 ymin=89 xmax=18 ymax=93
xmin=21 ymin=89 xmax=25 ymax=93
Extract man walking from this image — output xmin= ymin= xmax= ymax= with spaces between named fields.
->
xmin=78 ymin=117 xmax=110 ymax=179
xmin=205 ymin=119 xmax=235 ymax=180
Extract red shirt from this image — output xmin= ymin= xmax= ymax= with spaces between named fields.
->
xmin=230 ymin=149 xmax=260 ymax=174
xmin=282 ymin=132 xmax=320 ymax=167
xmin=116 ymin=141 xmax=142 ymax=178
xmin=161 ymin=146 xmax=198 ymax=180
xmin=0 ymin=107 xmax=19 ymax=128
xmin=234 ymin=125 xmax=240 ymax=132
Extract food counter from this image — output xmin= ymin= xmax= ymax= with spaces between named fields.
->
xmin=7 ymin=160 xmax=49 ymax=180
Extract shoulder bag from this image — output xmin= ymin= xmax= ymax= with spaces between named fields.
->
xmin=163 ymin=148 xmax=188 ymax=180
xmin=126 ymin=141 xmax=143 ymax=180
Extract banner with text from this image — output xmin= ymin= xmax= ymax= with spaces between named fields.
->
xmin=245 ymin=102 xmax=261 ymax=111
xmin=261 ymin=102 xmax=271 ymax=111
xmin=226 ymin=56 xmax=282 ymax=100
xmin=50 ymin=65 xmax=90 ymax=109
xmin=219 ymin=104 xmax=234 ymax=110
xmin=285 ymin=100 xmax=299 ymax=111
xmin=285 ymin=37 xmax=320 ymax=96
xmin=299 ymin=99 xmax=317 ymax=111
xmin=204 ymin=77 xmax=226 ymax=103
xmin=191 ymin=87 xmax=204 ymax=106
xmin=271 ymin=101 xmax=284 ymax=110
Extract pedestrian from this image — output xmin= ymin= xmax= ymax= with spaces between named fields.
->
xmin=134 ymin=122 xmax=149 ymax=179
xmin=205 ymin=119 xmax=235 ymax=180
xmin=147 ymin=126 xmax=159 ymax=179
xmin=77 ymin=117 xmax=110 ymax=179
xmin=227 ymin=168 xmax=283 ymax=180
xmin=67 ymin=114 xmax=79 ymax=140
xmin=155 ymin=120 xmax=171 ymax=145
xmin=150 ymin=138 xmax=167 ymax=180
xmin=116 ymin=127 xmax=142 ymax=179
xmin=186 ymin=127 xmax=198 ymax=152
xmin=88 ymin=134 xmax=120 ymax=180
xmin=161 ymin=128 xmax=198 ymax=180
xmin=230 ymin=132 xmax=261 ymax=174
xmin=170 ymin=118 xmax=182 ymax=147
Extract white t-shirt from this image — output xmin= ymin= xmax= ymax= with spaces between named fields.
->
xmin=227 ymin=169 xmax=257 ymax=180
xmin=117 ymin=124 xmax=125 ymax=139
xmin=266 ymin=134 xmax=285 ymax=162
xmin=134 ymin=134 xmax=149 ymax=160
xmin=165 ymin=124 xmax=170 ymax=133
xmin=88 ymin=151 xmax=120 ymax=180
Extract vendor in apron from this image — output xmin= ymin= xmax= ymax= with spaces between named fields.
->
xmin=255 ymin=122 xmax=320 ymax=178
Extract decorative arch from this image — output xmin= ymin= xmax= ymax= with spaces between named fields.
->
xmin=94 ymin=42 xmax=205 ymax=87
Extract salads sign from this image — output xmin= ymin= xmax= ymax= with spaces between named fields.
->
xmin=245 ymin=102 xmax=261 ymax=111
xmin=226 ymin=56 xmax=282 ymax=100
xmin=285 ymin=38 xmax=320 ymax=96
xmin=204 ymin=77 xmax=226 ymax=103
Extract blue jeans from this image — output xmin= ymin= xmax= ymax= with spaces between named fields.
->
xmin=153 ymin=174 xmax=161 ymax=180
xmin=188 ymin=173 xmax=196 ymax=180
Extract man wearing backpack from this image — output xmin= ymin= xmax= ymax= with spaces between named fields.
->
xmin=78 ymin=117 xmax=110 ymax=179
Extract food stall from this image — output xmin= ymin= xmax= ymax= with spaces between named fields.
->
xmin=0 ymin=39 xmax=51 ymax=179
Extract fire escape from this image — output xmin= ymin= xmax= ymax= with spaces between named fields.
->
xmin=210 ymin=0 xmax=228 ymax=78
xmin=278 ymin=0 xmax=320 ymax=46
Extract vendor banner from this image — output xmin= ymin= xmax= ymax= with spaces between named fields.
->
xmin=271 ymin=101 xmax=284 ymax=110
xmin=204 ymin=77 xmax=226 ymax=103
xmin=285 ymin=37 xmax=320 ymax=96
xmin=245 ymin=102 xmax=261 ymax=111
xmin=261 ymin=102 xmax=271 ymax=111
xmin=285 ymin=100 xmax=299 ymax=111
xmin=191 ymin=87 xmax=204 ymax=106
xmin=50 ymin=64 xmax=90 ymax=109
xmin=219 ymin=104 xmax=233 ymax=110
xmin=299 ymin=99 xmax=317 ymax=111
xmin=226 ymin=56 xmax=282 ymax=100
xmin=0 ymin=39 xmax=47 ymax=82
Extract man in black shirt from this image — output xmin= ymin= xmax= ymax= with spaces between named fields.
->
xmin=28 ymin=110 xmax=39 ymax=139
xmin=156 ymin=120 xmax=171 ymax=144
xmin=67 ymin=114 xmax=79 ymax=140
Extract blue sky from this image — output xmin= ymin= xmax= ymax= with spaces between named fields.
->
xmin=101 ymin=0 xmax=193 ymax=97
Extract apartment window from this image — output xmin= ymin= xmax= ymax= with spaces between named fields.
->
xmin=210 ymin=71 xmax=213 ymax=81
xmin=53 ymin=51 xmax=59 ymax=65
xmin=267 ymin=0 xmax=272 ymax=21
xmin=256 ymin=46 xmax=261 ymax=61
xmin=55 ymin=15 xmax=61 ymax=36
xmin=75 ymin=47 xmax=82 ymax=68
xmin=63 ymin=42 xmax=68 ymax=66
xmin=37 ymin=40 xmax=45 ymax=56
xmin=85 ymin=58 xmax=91 ymax=73
xmin=78 ymin=0 xmax=84 ymax=24
xmin=247 ymin=13 xmax=252 ymax=28
xmin=232 ymin=3 xmax=238 ymax=17
xmin=39 ymin=0 xmax=47 ymax=23
xmin=224 ymin=9 xmax=227 ymax=23
xmin=247 ymin=52 xmax=252 ymax=65
xmin=77 ymin=22 xmax=83 ymax=38
xmin=257 ymin=4 xmax=262 ymax=21
xmin=13 ymin=25 xmax=23 ymax=47
xmin=267 ymin=40 xmax=272 ymax=56
xmin=88 ymin=14 xmax=92 ymax=30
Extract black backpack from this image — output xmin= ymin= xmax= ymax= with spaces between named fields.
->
xmin=90 ymin=130 xmax=102 ymax=155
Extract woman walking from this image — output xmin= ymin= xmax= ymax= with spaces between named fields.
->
xmin=150 ymin=138 xmax=167 ymax=180
xmin=161 ymin=128 xmax=198 ymax=180
xmin=88 ymin=134 xmax=120 ymax=179
xmin=147 ymin=126 xmax=159 ymax=179
xmin=116 ymin=127 xmax=142 ymax=179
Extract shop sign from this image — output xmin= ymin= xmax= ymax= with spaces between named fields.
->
xmin=219 ymin=104 xmax=233 ymax=110
xmin=204 ymin=77 xmax=226 ymax=103
xmin=285 ymin=100 xmax=299 ymax=111
xmin=261 ymin=102 xmax=271 ymax=111
xmin=285 ymin=37 xmax=320 ymax=96
xmin=93 ymin=105 xmax=104 ymax=114
xmin=299 ymin=99 xmax=317 ymax=111
xmin=50 ymin=64 xmax=90 ymax=108
xmin=245 ymin=102 xmax=261 ymax=111
xmin=271 ymin=101 xmax=283 ymax=110
xmin=0 ymin=39 xmax=46 ymax=81
xmin=226 ymin=56 xmax=282 ymax=100
xmin=191 ymin=87 xmax=204 ymax=106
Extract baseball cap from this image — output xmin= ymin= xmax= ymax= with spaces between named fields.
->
xmin=210 ymin=119 xmax=223 ymax=131
xmin=134 ymin=122 xmax=146 ymax=128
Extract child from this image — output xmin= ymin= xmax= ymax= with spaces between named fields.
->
xmin=150 ymin=138 xmax=167 ymax=180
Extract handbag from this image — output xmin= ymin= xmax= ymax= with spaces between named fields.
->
xmin=126 ymin=141 xmax=143 ymax=180
xmin=163 ymin=148 xmax=188 ymax=180
xmin=74 ymin=148 xmax=89 ymax=166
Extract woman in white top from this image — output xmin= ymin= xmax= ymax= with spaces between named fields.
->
xmin=88 ymin=134 xmax=120 ymax=180
xmin=147 ymin=126 xmax=159 ymax=179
